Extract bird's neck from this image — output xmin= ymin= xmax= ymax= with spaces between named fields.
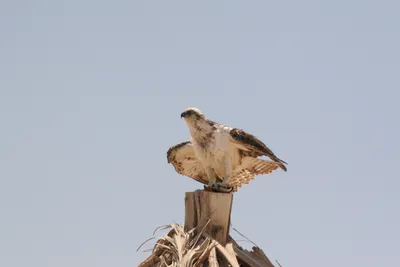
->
xmin=187 ymin=119 xmax=214 ymax=141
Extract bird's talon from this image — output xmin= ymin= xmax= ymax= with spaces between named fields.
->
xmin=204 ymin=185 xmax=213 ymax=192
xmin=211 ymin=183 xmax=233 ymax=193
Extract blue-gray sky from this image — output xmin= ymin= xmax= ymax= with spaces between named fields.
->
xmin=1 ymin=1 xmax=399 ymax=266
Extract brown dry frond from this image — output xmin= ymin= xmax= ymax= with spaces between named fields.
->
xmin=139 ymin=224 xmax=215 ymax=267
xmin=138 ymin=223 xmax=276 ymax=267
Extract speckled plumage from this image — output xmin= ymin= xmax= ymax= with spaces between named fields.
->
xmin=167 ymin=107 xmax=287 ymax=191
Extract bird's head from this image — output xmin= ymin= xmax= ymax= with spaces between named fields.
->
xmin=181 ymin=107 xmax=206 ymax=122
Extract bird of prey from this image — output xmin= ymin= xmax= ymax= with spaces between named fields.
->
xmin=167 ymin=107 xmax=287 ymax=192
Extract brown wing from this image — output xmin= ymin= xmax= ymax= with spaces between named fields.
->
xmin=230 ymin=128 xmax=288 ymax=171
xmin=167 ymin=141 xmax=208 ymax=185
xmin=229 ymin=157 xmax=280 ymax=191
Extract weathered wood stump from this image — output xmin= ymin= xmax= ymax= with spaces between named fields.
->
xmin=138 ymin=190 xmax=277 ymax=267
xmin=184 ymin=190 xmax=233 ymax=245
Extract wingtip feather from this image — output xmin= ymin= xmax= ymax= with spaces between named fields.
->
xmin=278 ymin=162 xmax=287 ymax=172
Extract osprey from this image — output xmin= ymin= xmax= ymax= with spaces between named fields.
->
xmin=167 ymin=107 xmax=287 ymax=192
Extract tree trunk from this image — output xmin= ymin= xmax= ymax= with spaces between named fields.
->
xmin=184 ymin=190 xmax=233 ymax=245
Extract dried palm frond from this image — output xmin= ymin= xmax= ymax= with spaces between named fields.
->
xmin=139 ymin=224 xmax=215 ymax=267
xmin=138 ymin=223 xmax=274 ymax=267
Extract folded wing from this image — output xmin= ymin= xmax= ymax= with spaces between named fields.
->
xmin=230 ymin=128 xmax=288 ymax=171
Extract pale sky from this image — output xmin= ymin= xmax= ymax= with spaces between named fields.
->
xmin=1 ymin=1 xmax=399 ymax=267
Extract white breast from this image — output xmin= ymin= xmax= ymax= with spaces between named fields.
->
xmin=192 ymin=125 xmax=240 ymax=179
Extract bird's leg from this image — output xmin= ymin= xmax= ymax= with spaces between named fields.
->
xmin=211 ymin=155 xmax=233 ymax=193
xmin=204 ymin=167 xmax=217 ymax=191
xmin=221 ymin=155 xmax=232 ymax=186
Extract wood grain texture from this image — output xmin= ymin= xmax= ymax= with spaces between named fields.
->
xmin=185 ymin=190 xmax=233 ymax=245
xmin=233 ymin=245 xmax=275 ymax=267
xmin=208 ymin=247 xmax=219 ymax=267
